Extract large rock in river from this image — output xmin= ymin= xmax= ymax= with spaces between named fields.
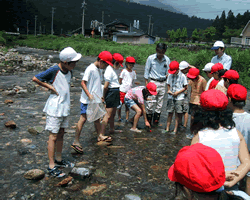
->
xmin=24 ymin=169 xmax=45 ymax=180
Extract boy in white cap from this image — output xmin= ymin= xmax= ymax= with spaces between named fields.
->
xmin=211 ymin=41 xmax=232 ymax=70
xmin=202 ymin=62 xmax=214 ymax=90
xmin=32 ymin=47 xmax=81 ymax=177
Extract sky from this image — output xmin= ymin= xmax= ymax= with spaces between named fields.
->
xmin=133 ymin=0 xmax=250 ymax=19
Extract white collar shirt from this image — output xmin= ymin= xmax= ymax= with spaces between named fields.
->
xmin=211 ymin=52 xmax=232 ymax=70
xmin=144 ymin=53 xmax=170 ymax=80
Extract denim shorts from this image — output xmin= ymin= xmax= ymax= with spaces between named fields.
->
xmin=80 ymin=103 xmax=88 ymax=115
xmin=124 ymin=98 xmax=138 ymax=108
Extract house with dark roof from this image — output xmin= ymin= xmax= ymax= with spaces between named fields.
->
xmin=113 ymin=32 xmax=155 ymax=44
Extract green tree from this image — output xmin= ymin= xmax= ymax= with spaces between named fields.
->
xmin=223 ymin=26 xmax=243 ymax=43
xmin=203 ymin=26 xmax=216 ymax=41
xmin=175 ymin=28 xmax=182 ymax=42
xmin=180 ymin=27 xmax=188 ymax=42
xmin=218 ymin=10 xmax=226 ymax=38
xmin=235 ymin=13 xmax=243 ymax=29
xmin=226 ymin=10 xmax=236 ymax=29
xmin=192 ymin=28 xmax=200 ymax=42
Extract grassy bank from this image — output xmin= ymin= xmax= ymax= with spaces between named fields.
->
xmin=1 ymin=32 xmax=250 ymax=88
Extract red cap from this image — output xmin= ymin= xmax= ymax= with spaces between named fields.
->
xmin=227 ymin=84 xmax=247 ymax=101
xmin=200 ymin=89 xmax=228 ymax=110
xmin=211 ymin=63 xmax=224 ymax=74
xmin=146 ymin=82 xmax=157 ymax=95
xmin=168 ymin=143 xmax=225 ymax=193
xmin=208 ymin=79 xmax=219 ymax=90
xmin=187 ymin=68 xmax=200 ymax=79
xmin=168 ymin=61 xmax=179 ymax=74
xmin=98 ymin=51 xmax=113 ymax=66
xmin=126 ymin=56 xmax=136 ymax=63
xmin=221 ymin=70 xmax=239 ymax=80
xmin=113 ymin=53 xmax=124 ymax=67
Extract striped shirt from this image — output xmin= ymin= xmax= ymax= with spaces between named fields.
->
xmin=211 ymin=52 xmax=232 ymax=70
xmin=125 ymin=86 xmax=145 ymax=104
xmin=144 ymin=53 xmax=170 ymax=80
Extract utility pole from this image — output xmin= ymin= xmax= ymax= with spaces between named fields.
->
xmin=51 ymin=7 xmax=56 ymax=35
xmin=151 ymin=23 xmax=154 ymax=36
xmin=147 ymin=15 xmax=152 ymax=35
xmin=61 ymin=28 xmax=63 ymax=34
xmin=101 ymin=11 xmax=104 ymax=39
xmin=43 ymin=25 xmax=46 ymax=34
xmin=81 ymin=0 xmax=87 ymax=36
xmin=26 ymin=20 xmax=29 ymax=35
xmin=34 ymin=15 xmax=37 ymax=36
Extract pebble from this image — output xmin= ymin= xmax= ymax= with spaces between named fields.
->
xmin=23 ymin=169 xmax=45 ymax=180
xmin=124 ymin=194 xmax=141 ymax=200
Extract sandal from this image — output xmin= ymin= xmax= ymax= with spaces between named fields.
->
xmin=130 ymin=128 xmax=142 ymax=133
xmin=71 ymin=144 xmax=83 ymax=154
xmin=98 ymin=136 xmax=113 ymax=142
xmin=48 ymin=166 xmax=65 ymax=178
xmin=55 ymin=159 xmax=75 ymax=168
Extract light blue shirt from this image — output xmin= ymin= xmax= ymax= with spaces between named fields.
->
xmin=211 ymin=52 xmax=232 ymax=70
xmin=144 ymin=53 xmax=170 ymax=80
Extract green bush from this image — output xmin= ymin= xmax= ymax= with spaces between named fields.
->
xmin=0 ymin=36 xmax=6 ymax=45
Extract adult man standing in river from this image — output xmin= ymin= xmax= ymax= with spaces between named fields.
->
xmin=144 ymin=43 xmax=171 ymax=126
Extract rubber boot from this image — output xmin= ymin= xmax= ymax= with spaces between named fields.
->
xmin=153 ymin=112 xmax=161 ymax=126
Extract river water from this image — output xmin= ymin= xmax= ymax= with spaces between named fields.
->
xmin=0 ymin=47 xmax=249 ymax=200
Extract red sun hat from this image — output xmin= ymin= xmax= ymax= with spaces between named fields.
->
xmin=227 ymin=84 xmax=247 ymax=101
xmin=187 ymin=68 xmax=200 ymax=79
xmin=146 ymin=82 xmax=157 ymax=95
xmin=200 ymin=89 xmax=228 ymax=111
xmin=113 ymin=53 xmax=124 ymax=67
xmin=168 ymin=61 xmax=179 ymax=74
xmin=221 ymin=70 xmax=239 ymax=80
xmin=168 ymin=143 xmax=225 ymax=193
xmin=126 ymin=56 xmax=136 ymax=63
xmin=211 ymin=63 xmax=224 ymax=74
xmin=98 ymin=51 xmax=113 ymax=66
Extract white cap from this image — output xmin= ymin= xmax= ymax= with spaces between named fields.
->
xmin=179 ymin=61 xmax=189 ymax=70
xmin=211 ymin=41 xmax=225 ymax=50
xmin=202 ymin=63 xmax=214 ymax=72
xmin=59 ymin=47 xmax=82 ymax=62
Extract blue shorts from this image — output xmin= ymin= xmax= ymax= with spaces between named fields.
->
xmin=124 ymin=98 xmax=138 ymax=108
xmin=80 ymin=103 xmax=88 ymax=115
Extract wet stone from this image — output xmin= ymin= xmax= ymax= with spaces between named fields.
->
xmin=82 ymin=183 xmax=107 ymax=196
xmin=55 ymin=176 xmax=73 ymax=187
xmin=4 ymin=99 xmax=14 ymax=104
xmin=69 ymin=167 xmax=91 ymax=179
xmin=5 ymin=120 xmax=16 ymax=128
xmin=28 ymin=126 xmax=44 ymax=135
xmin=23 ymin=169 xmax=45 ymax=180
xmin=124 ymin=194 xmax=141 ymax=200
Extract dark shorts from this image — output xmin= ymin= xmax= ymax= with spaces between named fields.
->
xmin=105 ymin=88 xmax=120 ymax=108
xmin=80 ymin=103 xmax=88 ymax=115
xmin=188 ymin=103 xmax=200 ymax=116
xmin=166 ymin=99 xmax=184 ymax=113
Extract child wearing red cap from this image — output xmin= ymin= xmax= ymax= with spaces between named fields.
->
xmin=211 ymin=63 xmax=228 ymax=93
xmin=117 ymin=56 xmax=139 ymax=122
xmin=222 ymin=70 xmax=239 ymax=89
xmin=168 ymin=143 xmax=248 ymax=199
xmin=187 ymin=68 xmax=207 ymax=139
xmin=99 ymin=53 xmax=124 ymax=139
xmin=227 ymin=84 xmax=250 ymax=195
xmin=164 ymin=61 xmax=188 ymax=135
xmin=124 ymin=82 xmax=157 ymax=133
xmin=71 ymin=51 xmax=112 ymax=153
xmin=191 ymin=89 xmax=250 ymax=191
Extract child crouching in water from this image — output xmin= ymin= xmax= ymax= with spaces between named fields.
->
xmin=32 ymin=47 xmax=81 ymax=177
xmin=117 ymin=56 xmax=138 ymax=122
xmin=124 ymin=82 xmax=157 ymax=133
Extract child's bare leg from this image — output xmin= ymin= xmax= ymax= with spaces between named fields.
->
xmin=246 ymin=176 xmax=250 ymax=195
xmin=48 ymin=133 xmax=57 ymax=169
xmin=55 ymin=128 xmax=64 ymax=162
xmin=131 ymin=104 xmax=141 ymax=130
xmin=94 ymin=118 xmax=101 ymax=135
xmin=99 ymin=108 xmax=113 ymax=141
xmin=166 ymin=113 xmax=173 ymax=131
xmin=184 ymin=112 xmax=189 ymax=127
xmin=73 ymin=114 xmax=86 ymax=147
xmin=109 ymin=108 xmax=117 ymax=132
xmin=117 ymin=107 xmax=122 ymax=120
xmin=174 ymin=113 xmax=181 ymax=133
xmin=125 ymin=105 xmax=130 ymax=120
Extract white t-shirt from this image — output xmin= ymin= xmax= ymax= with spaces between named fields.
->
xmin=119 ymin=68 xmax=137 ymax=93
xmin=104 ymin=65 xmax=120 ymax=88
xmin=217 ymin=79 xmax=224 ymax=87
xmin=80 ymin=63 xmax=102 ymax=104
xmin=205 ymin=77 xmax=214 ymax=91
